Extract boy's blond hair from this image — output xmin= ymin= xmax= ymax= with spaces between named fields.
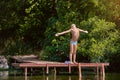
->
xmin=71 ymin=24 xmax=76 ymax=27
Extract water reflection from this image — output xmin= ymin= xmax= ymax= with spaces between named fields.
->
xmin=79 ymin=76 xmax=82 ymax=80
xmin=0 ymin=71 xmax=8 ymax=80
xmin=83 ymin=75 xmax=105 ymax=80
xmin=24 ymin=73 xmax=105 ymax=80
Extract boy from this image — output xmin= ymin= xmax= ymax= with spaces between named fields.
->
xmin=55 ymin=24 xmax=88 ymax=63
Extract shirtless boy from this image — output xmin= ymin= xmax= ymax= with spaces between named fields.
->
xmin=55 ymin=24 xmax=88 ymax=63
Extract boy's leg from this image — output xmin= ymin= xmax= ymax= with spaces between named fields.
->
xmin=70 ymin=54 xmax=73 ymax=63
xmin=70 ymin=44 xmax=73 ymax=63
xmin=73 ymin=45 xmax=77 ymax=63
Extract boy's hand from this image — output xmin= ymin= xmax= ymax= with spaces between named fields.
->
xmin=55 ymin=33 xmax=59 ymax=36
xmin=85 ymin=31 xmax=88 ymax=33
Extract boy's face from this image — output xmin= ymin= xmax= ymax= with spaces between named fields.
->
xmin=71 ymin=24 xmax=76 ymax=29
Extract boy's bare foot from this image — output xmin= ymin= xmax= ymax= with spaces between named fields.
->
xmin=70 ymin=62 xmax=74 ymax=64
xmin=73 ymin=62 xmax=78 ymax=64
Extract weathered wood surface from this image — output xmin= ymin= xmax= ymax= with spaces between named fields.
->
xmin=11 ymin=55 xmax=109 ymax=78
xmin=12 ymin=62 xmax=109 ymax=68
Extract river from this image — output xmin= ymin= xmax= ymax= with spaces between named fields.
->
xmin=0 ymin=71 xmax=120 ymax=80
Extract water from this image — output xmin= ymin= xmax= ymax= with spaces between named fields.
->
xmin=0 ymin=71 xmax=120 ymax=80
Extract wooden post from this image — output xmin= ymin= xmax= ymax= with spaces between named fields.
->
xmin=54 ymin=67 xmax=56 ymax=75
xmin=30 ymin=68 xmax=33 ymax=76
xmin=97 ymin=66 xmax=99 ymax=76
xmin=68 ymin=64 xmax=71 ymax=74
xmin=54 ymin=67 xmax=56 ymax=80
xmin=42 ymin=67 xmax=45 ymax=75
xmin=78 ymin=63 xmax=82 ymax=77
xmin=25 ymin=67 xmax=27 ymax=76
xmin=100 ymin=64 xmax=105 ymax=78
xmin=25 ymin=67 xmax=27 ymax=80
xmin=102 ymin=64 xmax=105 ymax=77
xmin=46 ymin=64 xmax=49 ymax=75
xmin=30 ymin=68 xmax=33 ymax=72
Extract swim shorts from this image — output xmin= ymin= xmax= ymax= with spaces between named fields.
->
xmin=70 ymin=41 xmax=77 ymax=45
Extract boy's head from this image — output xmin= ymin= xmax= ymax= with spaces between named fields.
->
xmin=71 ymin=24 xmax=76 ymax=29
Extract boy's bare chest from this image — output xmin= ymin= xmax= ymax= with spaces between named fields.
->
xmin=71 ymin=29 xmax=79 ymax=34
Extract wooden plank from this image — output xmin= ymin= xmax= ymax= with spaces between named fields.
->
xmin=10 ymin=55 xmax=39 ymax=63
xmin=12 ymin=62 xmax=109 ymax=68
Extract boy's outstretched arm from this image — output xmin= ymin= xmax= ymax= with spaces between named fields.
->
xmin=55 ymin=29 xmax=71 ymax=36
xmin=78 ymin=28 xmax=88 ymax=33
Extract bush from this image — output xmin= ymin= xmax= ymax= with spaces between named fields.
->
xmin=2 ymin=39 xmax=33 ymax=56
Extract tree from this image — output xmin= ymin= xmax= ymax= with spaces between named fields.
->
xmin=42 ymin=0 xmax=119 ymax=62
xmin=79 ymin=17 xmax=119 ymax=62
xmin=97 ymin=0 xmax=120 ymax=29
xmin=0 ymin=0 xmax=57 ymax=55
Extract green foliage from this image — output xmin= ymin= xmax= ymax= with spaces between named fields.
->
xmin=43 ymin=15 xmax=119 ymax=62
xmin=0 ymin=0 xmax=120 ymax=69
xmin=79 ymin=17 xmax=119 ymax=62
xmin=41 ymin=0 xmax=120 ymax=63
xmin=98 ymin=0 xmax=120 ymax=20
xmin=98 ymin=0 xmax=120 ymax=29
xmin=3 ymin=39 xmax=33 ymax=56
xmin=0 ymin=0 xmax=57 ymax=55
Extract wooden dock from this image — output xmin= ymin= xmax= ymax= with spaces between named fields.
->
xmin=12 ymin=62 xmax=109 ymax=77
xmin=10 ymin=55 xmax=109 ymax=78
